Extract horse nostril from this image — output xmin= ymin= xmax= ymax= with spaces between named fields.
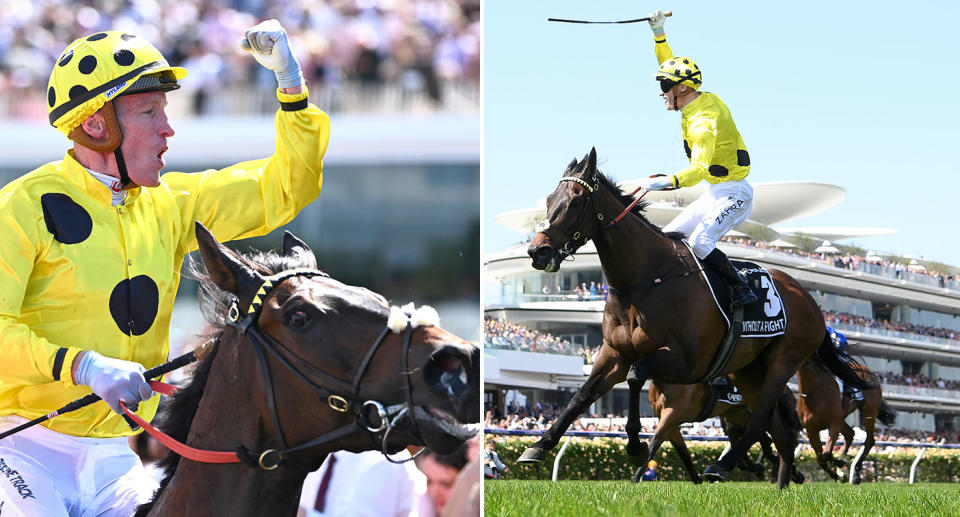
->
xmin=529 ymin=246 xmax=552 ymax=259
xmin=436 ymin=354 xmax=461 ymax=373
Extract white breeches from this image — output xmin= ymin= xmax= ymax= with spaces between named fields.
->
xmin=662 ymin=180 xmax=754 ymax=259
xmin=0 ymin=416 xmax=157 ymax=517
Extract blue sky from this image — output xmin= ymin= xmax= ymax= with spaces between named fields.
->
xmin=483 ymin=1 xmax=960 ymax=265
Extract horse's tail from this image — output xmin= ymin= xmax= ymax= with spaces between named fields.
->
xmin=776 ymin=386 xmax=803 ymax=435
xmin=877 ymin=401 xmax=897 ymax=427
xmin=816 ymin=330 xmax=876 ymax=391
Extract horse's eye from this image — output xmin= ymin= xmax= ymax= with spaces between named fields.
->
xmin=570 ymin=197 xmax=582 ymax=207
xmin=286 ymin=309 xmax=310 ymax=329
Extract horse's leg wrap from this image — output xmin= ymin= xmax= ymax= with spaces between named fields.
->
xmin=625 ymin=361 xmax=649 ymax=463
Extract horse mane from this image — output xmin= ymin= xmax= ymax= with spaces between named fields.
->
xmin=580 ymin=165 xmax=684 ymax=241
xmin=135 ymin=247 xmax=324 ymax=516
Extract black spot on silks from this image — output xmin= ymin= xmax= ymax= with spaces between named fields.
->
xmin=58 ymin=51 xmax=73 ymax=67
xmin=120 ymin=34 xmax=136 ymax=41
xmin=683 ymin=140 xmax=691 ymax=159
xmin=68 ymin=85 xmax=88 ymax=100
xmin=40 ymin=193 xmax=92 ymax=244
xmin=78 ymin=55 xmax=97 ymax=74
xmin=48 ymin=87 xmax=56 ymax=107
xmin=87 ymin=33 xmax=108 ymax=41
xmin=737 ymin=150 xmax=751 ymax=167
xmin=109 ymin=275 xmax=160 ymax=336
xmin=708 ymin=165 xmax=730 ymax=177
xmin=114 ymin=49 xmax=135 ymax=66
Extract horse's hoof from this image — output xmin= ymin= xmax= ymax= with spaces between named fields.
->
xmin=692 ymin=475 xmax=703 ymax=485
xmin=626 ymin=441 xmax=649 ymax=466
xmin=851 ymin=475 xmax=862 ymax=485
xmin=517 ymin=447 xmax=545 ymax=463
xmin=703 ymin=464 xmax=728 ymax=482
xmin=792 ymin=470 xmax=805 ymax=485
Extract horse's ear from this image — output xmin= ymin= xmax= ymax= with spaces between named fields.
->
xmin=282 ymin=230 xmax=318 ymax=269
xmin=587 ymin=147 xmax=597 ymax=171
xmin=194 ymin=221 xmax=264 ymax=301
xmin=566 ymin=157 xmax=578 ymax=173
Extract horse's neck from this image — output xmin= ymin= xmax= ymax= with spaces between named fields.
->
xmin=148 ymin=349 xmax=309 ymax=516
xmin=594 ymin=211 xmax=680 ymax=290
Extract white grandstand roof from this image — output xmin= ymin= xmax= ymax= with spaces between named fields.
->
xmin=496 ymin=180 xmax=897 ymax=243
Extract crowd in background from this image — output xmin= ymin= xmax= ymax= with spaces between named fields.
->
xmin=874 ymin=371 xmax=960 ymax=391
xmin=486 ymin=312 xmax=960 ymax=373
xmin=823 ymin=310 xmax=960 ymax=341
xmin=721 ymin=236 xmax=958 ymax=288
xmin=484 ymin=405 xmax=960 ymax=446
xmin=0 ymin=0 xmax=480 ymax=116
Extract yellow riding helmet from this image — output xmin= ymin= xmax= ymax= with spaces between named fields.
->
xmin=47 ymin=31 xmax=187 ymax=137
xmin=654 ymin=56 xmax=702 ymax=90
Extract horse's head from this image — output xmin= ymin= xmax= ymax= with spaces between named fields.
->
xmin=194 ymin=223 xmax=479 ymax=468
xmin=529 ymin=147 xmax=604 ymax=272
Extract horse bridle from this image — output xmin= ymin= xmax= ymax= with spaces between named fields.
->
xmin=225 ymin=268 xmax=425 ymax=470
xmin=535 ymin=174 xmax=606 ymax=261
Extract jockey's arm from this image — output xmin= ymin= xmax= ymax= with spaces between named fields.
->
xmin=654 ymin=32 xmax=674 ymax=65
xmin=0 ymin=195 xmax=82 ymax=387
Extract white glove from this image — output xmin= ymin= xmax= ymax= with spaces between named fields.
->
xmin=74 ymin=351 xmax=152 ymax=415
xmin=640 ymin=175 xmax=674 ymax=191
xmin=648 ymin=10 xmax=667 ymax=36
xmin=241 ymin=19 xmax=303 ymax=89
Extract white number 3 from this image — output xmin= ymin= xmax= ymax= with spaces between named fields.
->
xmin=760 ymin=276 xmax=783 ymax=317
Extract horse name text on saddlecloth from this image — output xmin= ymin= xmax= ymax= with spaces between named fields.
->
xmin=134 ymin=223 xmax=480 ymax=517
xmin=521 ymin=148 xmax=875 ymax=488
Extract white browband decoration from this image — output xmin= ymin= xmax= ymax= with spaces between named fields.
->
xmin=559 ymin=176 xmax=595 ymax=192
xmin=387 ymin=303 xmax=440 ymax=333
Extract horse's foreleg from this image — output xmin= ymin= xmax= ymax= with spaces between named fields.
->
xmin=625 ymin=362 xmax=649 ymax=465
xmin=667 ymin=427 xmax=702 ymax=484
xmin=807 ymin=427 xmax=839 ymax=481
xmin=838 ymin=421 xmax=855 ymax=459
xmin=704 ymin=369 xmax=794 ymax=485
xmin=518 ymin=351 xmax=627 ymax=463
xmin=851 ymin=415 xmax=876 ymax=485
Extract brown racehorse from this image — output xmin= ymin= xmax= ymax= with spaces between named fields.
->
xmin=635 ymin=378 xmax=796 ymax=483
xmin=135 ymin=224 xmax=480 ymax=516
xmin=520 ymin=149 xmax=873 ymax=487
xmin=797 ymin=356 xmax=895 ymax=482
xmin=796 ymin=353 xmax=849 ymax=480
xmin=837 ymin=362 xmax=897 ymax=484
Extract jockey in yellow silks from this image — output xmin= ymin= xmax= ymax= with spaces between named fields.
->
xmin=0 ymin=21 xmax=329 ymax=516
xmin=637 ymin=10 xmax=759 ymax=308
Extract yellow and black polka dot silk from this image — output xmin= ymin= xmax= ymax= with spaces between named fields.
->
xmin=47 ymin=31 xmax=186 ymax=136
xmin=0 ymin=89 xmax=329 ymax=438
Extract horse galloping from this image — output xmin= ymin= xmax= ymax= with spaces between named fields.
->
xmin=637 ymin=378 xmax=799 ymax=483
xmin=520 ymin=148 xmax=872 ymax=488
xmin=837 ymin=361 xmax=897 ymax=484
xmin=135 ymin=223 xmax=480 ymax=516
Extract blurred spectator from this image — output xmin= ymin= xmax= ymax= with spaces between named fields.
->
xmin=298 ymin=449 xmax=423 ymax=517
xmin=483 ymin=438 xmax=508 ymax=479
xmin=413 ymin=448 xmax=467 ymax=516
xmin=0 ymin=0 xmax=480 ymax=117
xmin=639 ymin=460 xmax=657 ymax=481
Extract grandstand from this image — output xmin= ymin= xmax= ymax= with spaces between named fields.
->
xmin=484 ymin=181 xmax=960 ymax=441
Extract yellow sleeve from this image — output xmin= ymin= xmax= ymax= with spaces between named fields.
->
xmin=0 ymin=192 xmax=83 ymax=387
xmin=654 ymin=33 xmax=674 ymax=65
xmin=673 ymin=119 xmax=717 ymax=188
xmin=165 ymin=87 xmax=331 ymax=253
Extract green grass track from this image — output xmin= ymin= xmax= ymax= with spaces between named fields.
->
xmin=484 ymin=480 xmax=960 ymax=517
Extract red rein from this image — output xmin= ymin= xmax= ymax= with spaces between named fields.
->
xmin=610 ymin=185 xmax=649 ymax=227
xmin=121 ymin=381 xmax=241 ymax=464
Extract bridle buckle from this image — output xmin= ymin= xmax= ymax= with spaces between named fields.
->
xmin=258 ymin=449 xmax=281 ymax=470
xmin=328 ymin=395 xmax=350 ymax=413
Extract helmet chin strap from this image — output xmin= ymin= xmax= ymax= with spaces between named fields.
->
xmin=68 ymin=100 xmax=134 ymax=188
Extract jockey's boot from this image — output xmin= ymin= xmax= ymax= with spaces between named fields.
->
xmin=703 ymin=248 xmax=759 ymax=308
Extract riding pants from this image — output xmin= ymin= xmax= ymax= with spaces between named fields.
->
xmin=0 ymin=416 xmax=157 ymax=517
xmin=662 ymin=180 xmax=754 ymax=259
